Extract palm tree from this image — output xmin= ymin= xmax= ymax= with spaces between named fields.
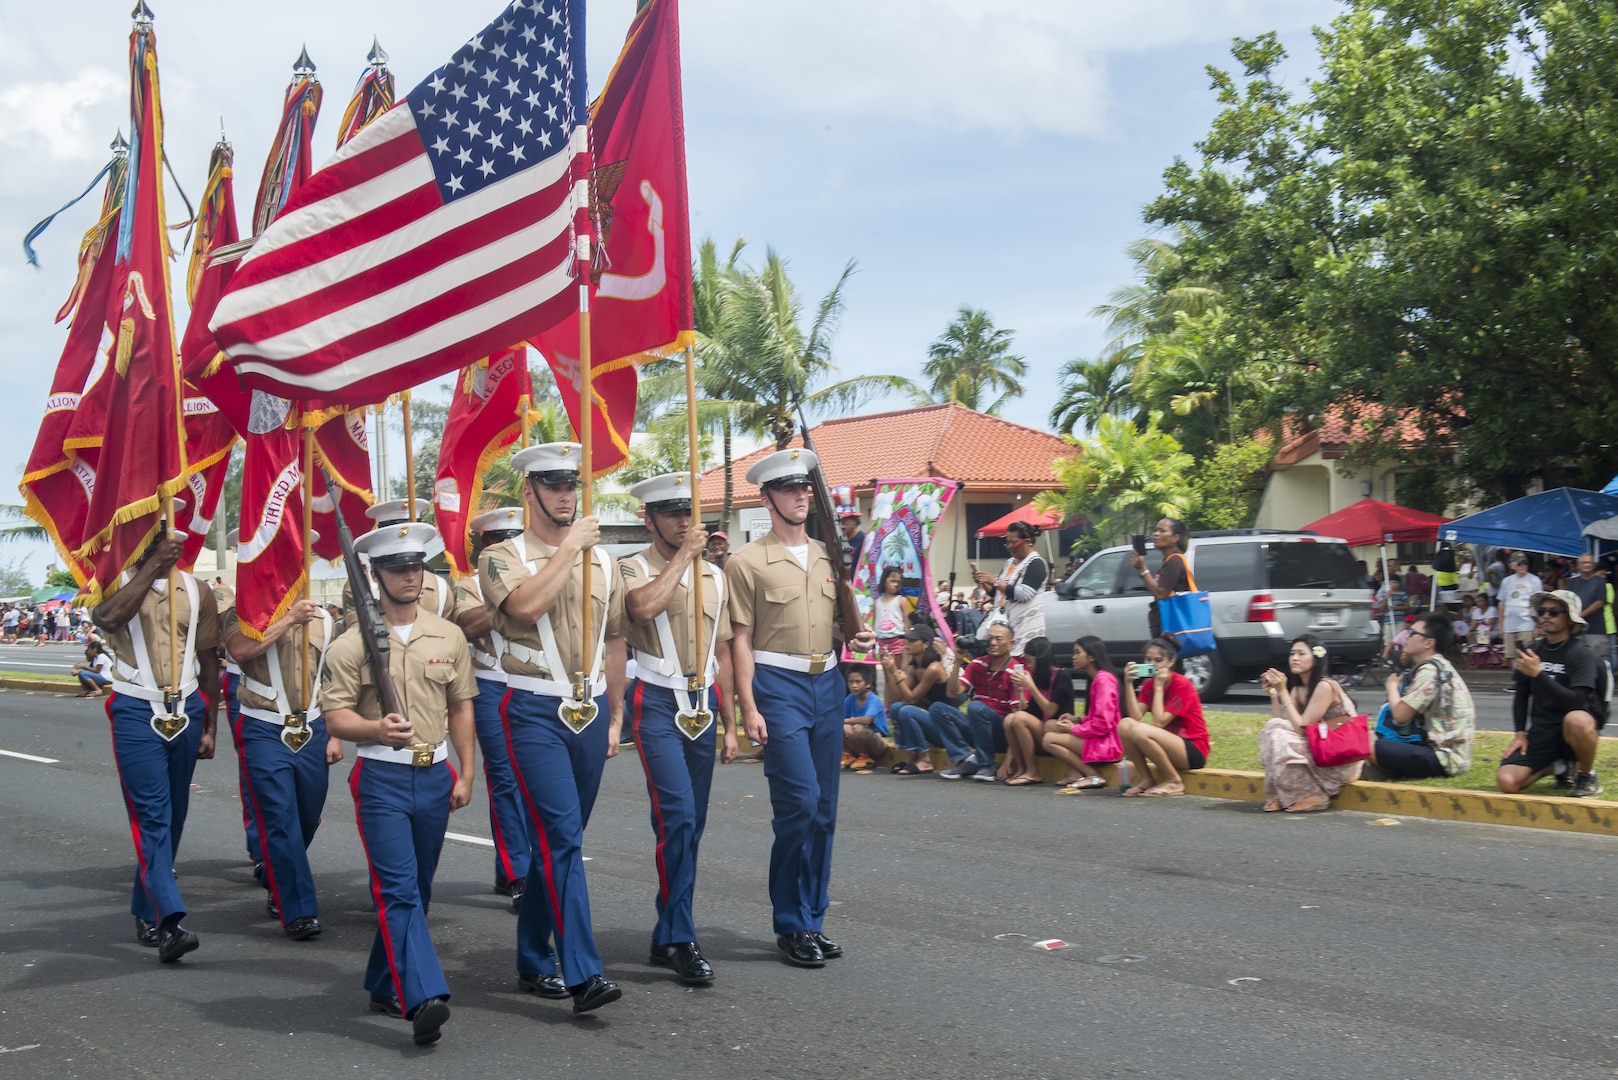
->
xmin=1037 ymin=415 xmax=1199 ymax=546
xmin=910 ymin=306 xmax=1026 ymax=414
xmin=0 ymin=504 xmax=50 ymax=545
xmin=1048 ymin=354 xmax=1139 ymax=436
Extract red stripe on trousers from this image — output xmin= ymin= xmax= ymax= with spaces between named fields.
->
xmin=107 ymin=695 xmax=160 ymax=922
xmin=349 ymin=760 xmax=405 ymax=1005
xmin=500 ymin=689 xmax=564 ymax=938
xmin=630 ymin=681 xmax=672 ymax=906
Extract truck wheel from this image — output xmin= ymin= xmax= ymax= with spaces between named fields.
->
xmin=1181 ymin=651 xmax=1230 ymax=701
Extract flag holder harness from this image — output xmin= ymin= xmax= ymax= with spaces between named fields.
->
xmin=111 ymin=573 xmax=200 ymax=742
xmin=629 ymin=551 xmax=720 ymax=741
xmin=500 ymin=532 xmax=612 ymax=733
xmin=238 ymin=609 xmax=334 ymax=753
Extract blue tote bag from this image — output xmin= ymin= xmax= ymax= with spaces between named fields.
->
xmin=1157 ymin=555 xmax=1216 ymax=657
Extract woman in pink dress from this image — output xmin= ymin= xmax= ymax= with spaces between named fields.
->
xmin=1258 ymin=635 xmax=1362 ymax=813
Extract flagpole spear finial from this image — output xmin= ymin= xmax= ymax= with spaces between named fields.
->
xmin=131 ymin=0 xmax=154 ymax=28
xmin=293 ymin=44 xmax=316 ymax=77
xmin=111 ymin=129 xmax=129 ymax=156
xmin=217 ymin=116 xmax=231 ymax=151
xmin=368 ymin=37 xmax=389 ymax=69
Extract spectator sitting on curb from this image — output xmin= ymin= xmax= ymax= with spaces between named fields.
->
xmin=1496 ymin=590 xmax=1606 ymax=799
xmin=1118 ymin=635 xmax=1210 ymax=796
xmin=72 ymin=642 xmax=113 ymax=697
xmin=841 ymin=666 xmax=888 ymax=771
xmin=1371 ymin=613 xmax=1475 ymax=780
xmin=938 ymin=622 xmax=1025 ymax=782
xmin=1258 ymin=636 xmax=1362 ymax=813
xmin=999 ymin=638 xmax=1061 ymax=786
xmin=1041 ymin=636 xmax=1124 ymax=790
xmin=883 ymin=625 xmax=960 ymax=775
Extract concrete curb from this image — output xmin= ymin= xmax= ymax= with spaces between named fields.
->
xmin=0 ymin=676 xmax=81 ymax=695
xmin=869 ymin=748 xmax=1618 ymax=839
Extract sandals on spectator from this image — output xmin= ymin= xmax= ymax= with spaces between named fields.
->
xmin=1004 ymin=776 xmax=1043 ymax=787
xmin=1140 ymin=783 xmax=1185 ymax=797
xmin=1121 ymin=784 xmax=1152 ymax=797
xmin=891 ymin=762 xmax=919 ymax=775
xmin=1262 ymin=799 xmax=1283 ymax=812
xmin=1073 ymin=776 xmax=1107 ymax=790
xmin=1283 ymin=794 xmax=1330 ymax=813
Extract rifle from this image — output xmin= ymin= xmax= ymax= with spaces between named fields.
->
xmin=790 ymin=402 xmax=867 ymax=647
xmin=322 ymin=468 xmax=407 ymax=725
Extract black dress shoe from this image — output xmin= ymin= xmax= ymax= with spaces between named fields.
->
xmin=134 ymin=917 xmax=159 ymax=948
xmin=666 ymin=941 xmax=714 ymax=985
xmin=410 ymin=996 xmax=450 ymax=1045
xmin=493 ymin=877 xmax=514 ymax=897
xmin=647 ymin=940 xmax=672 ymax=965
xmin=776 ymin=932 xmax=825 ymax=968
xmin=369 ymin=993 xmax=404 ymax=1018
xmin=265 ymin=894 xmax=280 ymax=921
xmin=285 ymin=915 xmax=322 ymax=941
xmin=508 ymin=877 xmax=525 ymax=912
xmin=517 ymin=972 xmax=569 ymax=999
xmin=570 ymin=974 xmax=622 ymax=1013
xmin=157 ymin=922 xmax=199 ymax=963
xmin=252 ymin=861 xmax=264 ymax=884
xmin=809 ymin=931 xmax=842 ymax=959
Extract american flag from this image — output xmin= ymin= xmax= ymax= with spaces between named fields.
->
xmin=210 ymin=0 xmax=588 ymax=404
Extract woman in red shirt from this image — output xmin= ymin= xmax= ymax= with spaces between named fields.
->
xmin=1118 ymin=636 xmax=1211 ymax=796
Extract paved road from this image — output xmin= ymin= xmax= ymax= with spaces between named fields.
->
xmin=2 ymin=689 xmax=1616 ymax=1078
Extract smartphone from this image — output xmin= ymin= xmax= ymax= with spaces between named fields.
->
xmin=969 ymin=562 xmax=980 ymax=574
xmin=1132 ymin=662 xmax=1155 ymax=679
xmin=1131 ymin=535 xmax=1147 ymax=556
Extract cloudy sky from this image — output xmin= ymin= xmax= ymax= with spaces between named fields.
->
xmin=0 ymin=0 xmax=1339 ymax=579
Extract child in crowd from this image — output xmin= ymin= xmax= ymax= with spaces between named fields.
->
xmin=842 ymin=666 xmax=889 ymax=770
xmin=72 ymin=642 xmax=113 ymax=697
xmin=1041 ymin=636 xmax=1123 ymax=789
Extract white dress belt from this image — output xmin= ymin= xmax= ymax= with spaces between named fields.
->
xmin=752 ymin=649 xmax=837 ymax=674
xmin=474 ymin=667 xmax=509 ymax=684
xmin=241 ymin=704 xmax=323 ymax=726
xmin=636 ymin=666 xmax=709 ymax=692
xmin=506 ymin=673 xmax=607 ymax=698
xmin=357 ymin=742 xmax=448 ymax=766
xmin=111 ymin=679 xmax=200 ymax=703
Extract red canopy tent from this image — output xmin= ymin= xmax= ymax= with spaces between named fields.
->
xmin=974 ymin=504 xmax=1069 ymax=539
xmin=1301 ymin=499 xmax=1450 ymax=547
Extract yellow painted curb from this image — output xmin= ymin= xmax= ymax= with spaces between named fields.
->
xmin=0 ymin=676 xmax=80 ymax=695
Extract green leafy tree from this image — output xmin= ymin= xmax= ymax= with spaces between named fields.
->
xmin=43 ymin=566 xmax=77 ymax=589
xmin=1191 ymin=437 xmax=1275 ymax=530
xmin=1048 ymin=354 xmax=1138 ymax=438
xmin=1148 ymin=4 xmax=1618 ymax=499
xmin=1 ymin=559 xmax=41 ymax=595
xmin=0 ymin=505 xmax=48 ymax=546
xmin=1036 ymin=416 xmax=1200 ymax=546
xmin=908 ymin=306 xmax=1026 ymax=414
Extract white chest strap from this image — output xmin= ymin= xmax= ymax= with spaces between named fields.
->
xmin=462 ymin=576 xmax=505 ymax=671
xmin=635 ymin=554 xmax=722 ymax=706
xmin=509 ymin=533 xmax=612 ymax=694
xmin=262 ymin=609 xmax=333 ymax=720
xmin=114 ymin=573 xmax=201 ymax=711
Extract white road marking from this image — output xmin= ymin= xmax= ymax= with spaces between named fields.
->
xmin=444 ymin=831 xmax=494 ymax=848
xmin=0 ymin=749 xmax=58 ymax=764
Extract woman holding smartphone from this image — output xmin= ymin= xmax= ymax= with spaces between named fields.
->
xmin=1118 ymin=636 xmax=1210 ymax=796
xmin=1129 ymin=518 xmax=1191 ymax=639
xmin=1000 ymin=638 xmax=1059 ymax=785
xmin=972 ymin=521 xmax=1047 ymax=658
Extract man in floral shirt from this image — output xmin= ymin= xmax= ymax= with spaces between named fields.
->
xmin=1372 ymin=613 xmax=1475 ymax=779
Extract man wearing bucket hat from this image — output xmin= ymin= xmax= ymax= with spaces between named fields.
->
xmin=91 ymin=527 xmax=221 ymax=963
xmin=321 ymin=521 xmax=478 ymax=1046
xmin=453 ymin=505 xmax=533 ymax=910
xmin=478 ymin=441 xmax=628 ymax=1013
xmin=223 ymin=530 xmax=339 ymax=941
xmin=342 ymin=499 xmax=456 ymax=624
xmin=1496 ymin=588 xmax=1606 ymax=799
xmin=725 ymin=448 xmax=877 ymax=968
xmin=620 ymin=472 xmax=739 ymax=986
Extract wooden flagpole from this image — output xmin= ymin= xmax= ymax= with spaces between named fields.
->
xmin=164 ymin=493 xmax=180 ymax=704
xmin=578 ymin=262 xmax=594 ymax=695
xmin=401 ymin=391 xmax=416 ymax=520
xmin=684 ymin=347 xmax=705 ymax=705
xmin=300 ymin=410 xmax=314 ymax=711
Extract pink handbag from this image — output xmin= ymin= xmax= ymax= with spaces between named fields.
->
xmin=1307 ymin=714 xmax=1371 ymax=768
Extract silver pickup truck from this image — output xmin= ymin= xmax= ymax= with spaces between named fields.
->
xmin=1039 ymin=530 xmax=1381 ymax=700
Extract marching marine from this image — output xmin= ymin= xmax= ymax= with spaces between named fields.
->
xmin=453 ymin=505 xmax=535 ymax=909
xmin=620 ymin=472 xmax=739 ymax=985
xmin=725 ymin=449 xmax=876 ymax=967
xmin=92 ymin=530 xmax=221 ymax=963
xmin=479 ymin=442 xmax=627 ymax=1013
xmin=321 ymin=522 xmax=478 ymax=1046
xmin=342 ymin=499 xmax=456 ymax=624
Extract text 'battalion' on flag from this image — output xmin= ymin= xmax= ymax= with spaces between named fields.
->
xmin=210 ymin=0 xmax=589 ymax=406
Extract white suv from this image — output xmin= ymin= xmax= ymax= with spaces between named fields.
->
xmin=1039 ymin=530 xmax=1380 ymax=699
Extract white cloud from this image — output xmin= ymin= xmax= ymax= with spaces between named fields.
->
xmin=0 ymin=67 xmax=122 ymax=162
xmin=685 ymin=0 xmax=1330 ymax=138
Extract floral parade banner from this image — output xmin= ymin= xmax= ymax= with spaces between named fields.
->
xmin=845 ymin=477 xmax=961 ymax=662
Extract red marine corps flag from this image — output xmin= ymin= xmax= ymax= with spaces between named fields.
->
xmin=533 ymin=0 xmax=694 ymax=474
xmin=71 ymin=4 xmax=188 ymax=604
xmin=208 ymin=1 xmax=590 ymax=407
xmin=235 ymin=410 xmax=307 ymax=636
xmin=434 ymin=347 xmax=529 ymax=575
xmin=18 ymin=139 xmax=130 ymax=585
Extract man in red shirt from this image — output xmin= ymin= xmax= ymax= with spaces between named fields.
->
xmin=939 ymin=623 xmax=1025 ymax=781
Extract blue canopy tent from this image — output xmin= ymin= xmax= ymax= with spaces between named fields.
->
xmin=1442 ymin=487 xmax=1618 ymax=557
xmin=1603 ymin=474 xmax=1618 ymax=496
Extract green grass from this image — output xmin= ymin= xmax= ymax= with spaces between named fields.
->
xmin=0 ymin=669 xmax=78 ymax=685
xmin=1203 ymin=710 xmax=1618 ymax=796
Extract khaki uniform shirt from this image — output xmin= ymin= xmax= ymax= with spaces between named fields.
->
xmin=220 ymin=607 xmax=332 ymax=715
xmin=621 ymin=546 xmax=732 ymax=676
xmin=319 ymin=610 xmax=477 ymax=746
xmin=479 ymin=531 xmax=627 ymax=679
xmin=452 ymin=575 xmax=502 ymax=676
xmin=104 ymin=574 xmax=217 ymax=688
xmin=342 ymin=572 xmax=454 ymax=627
xmin=725 ymin=533 xmax=837 ymax=655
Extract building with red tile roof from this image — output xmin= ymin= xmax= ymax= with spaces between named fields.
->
xmin=698 ymin=403 xmax=1079 ymax=580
